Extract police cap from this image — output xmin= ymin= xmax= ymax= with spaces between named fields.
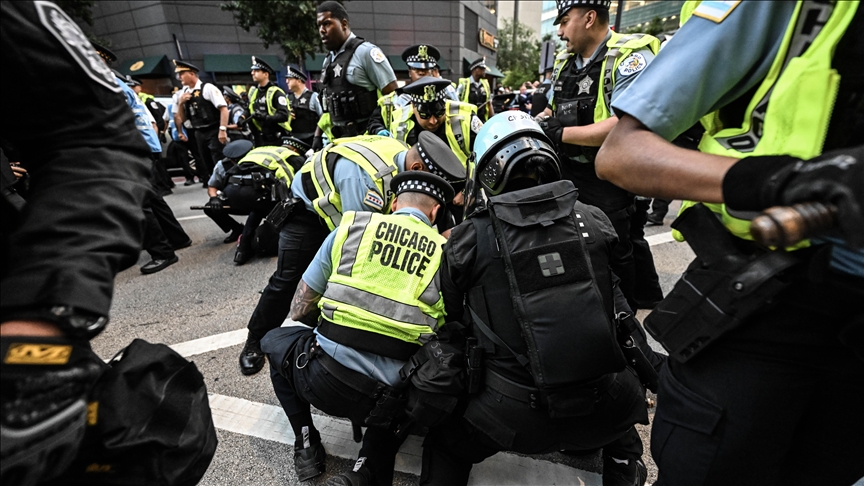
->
xmin=402 ymin=44 xmax=440 ymax=70
xmin=223 ymin=86 xmax=242 ymax=103
xmin=402 ymin=76 xmax=452 ymax=105
xmin=285 ymin=64 xmax=307 ymax=82
xmin=391 ymin=171 xmax=455 ymax=207
xmin=416 ymin=131 xmax=466 ymax=185
xmin=223 ymin=140 xmax=254 ymax=160
xmin=251 ymin=56 xmax=276 ymax=75
xmin=124 ymin=75 xmax=141 ymax=87
xmin=282 ymin=136 xmax=312 ymax=154
xmin=468 ymin=57 xmax=487 ymax=71
xmin=554 ymin=0 xmax=612 ymax=25
xmin=91 ymin=42 xmax=116 ymax=64
xmin=173 ymin=60 xmax=200 ymax=73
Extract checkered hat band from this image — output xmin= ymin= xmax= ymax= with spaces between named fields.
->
xmin=557 ymin=0 xmax=612 ymax=10
xmin=397 ymin=180 xmax=444 ymax=202
xmin=410 ymin=90 xmax=447 ymax=104
xmin=286 ymin=70 xmax=304 ymax=80
xmin=417 ymin=144 xmax=444 ymax=179
xmin=407 ymin=55 xmax=436 ymax=63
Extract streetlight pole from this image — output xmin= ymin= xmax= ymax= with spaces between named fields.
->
xmin=614 ymin=0 xmax=624 ymax=32
xmin=512 ymin=0 xmax=519 ymax=51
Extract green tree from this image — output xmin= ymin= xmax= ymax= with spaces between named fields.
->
xmin=221 ymin=0 xmax=329 ymax=69
xmin=55 ymin=0 xmax=95 ymax=25
xmin=625 ymin=16 xmax=665 ymax=36
xmin=497 ymin=18 xmax=541 ymax=88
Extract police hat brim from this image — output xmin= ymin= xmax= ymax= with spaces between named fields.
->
xmin=402 ymin=76 xmax=453 ymax=101
xmin=174 ymin=60 xmax=200 ymax=73
xmin=406 ymin=61 xmax=437 ymax=70
xmin=223 ymin=140 xmax=254 ymax=160
xmin=416 ymin=131 xmax=466 ymax=184
xmin=390 ymin=171 xmax=455 ymax=207
xmin=91 ymin=42 xmax=117 ymax=64
xmin=282 ymin=136 xmax=312 ymax=154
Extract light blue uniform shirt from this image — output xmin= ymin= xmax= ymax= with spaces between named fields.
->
xmin=291 ymin=150 xmax=407 ymax=214
xmin=166 ymin=102 xmax=187 ymax=142
xmin=307 ymin=90 xmax=323 ymax=117
xmin=305 ymin=207 xmax=434 ymax=386
xmin=117 ymin=75 xmax=161 ymax=153
xmin=610 ymin=1 xmax=862 ymax=277
xmin=548 ymin=30 xmax=655 ymax=117
xmin=207 ymin=160 xmax=229 ymax=189
xmin=322 ymin=33 xmax=396 ymax=93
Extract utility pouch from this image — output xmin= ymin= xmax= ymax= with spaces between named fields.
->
xmin=645 ymin=204 xmax=801 ymax=363
xmin=264 ymin=197 xmax=301 ymax=232
xmin=364 ymin=387 xmax=405 ymax=429
xmin=465 ymin=337 xmax=485 ymax=395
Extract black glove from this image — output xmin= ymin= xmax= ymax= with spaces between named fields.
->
xmin=249 ymin=112 xmax=264 ymax=121
xmin=723 ymin=145 xmax=864 ymax=246
xmin=311 ymin=135 xmax=324 ymax=152
xmin=208 ymin=196 xmax=223 ymax=211
xmin=538 ymin=116 xmax=563 ymax=149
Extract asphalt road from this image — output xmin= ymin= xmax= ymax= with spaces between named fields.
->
xmin=92 ymin=181 xmax=696 ymax=485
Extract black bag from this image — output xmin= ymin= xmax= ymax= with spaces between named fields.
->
xmin=61 ymin=339 xmax=218 ymax=486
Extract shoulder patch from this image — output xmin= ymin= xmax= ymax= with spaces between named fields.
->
xmin=370 ymin=47 xmax=387 ymax=64
xmin=618 ymin=52 xmax=647 ymax=76
xmin=470 ymin=116 xmax=483 ymax=134
xmin=363 ymin=189 xmax=385 ymax=211
xmin=693 ymin=1 xmax=741 ymax=23
xmin=277 ymin=95 xmax=287 ymax=106
xmin=35 ymin=1 xmax=120 ymax=93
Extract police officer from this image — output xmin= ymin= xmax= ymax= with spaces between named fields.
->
xmin=122 ymin=75 xmax=174 ymax=193
xmin=537 ymin=0 xmax=660 ymax=310
xmin=420 ymin=112 xmax=651 ymax=486
xmin=238 ymin=134 xmax=463 ymax=375
xmin=390 ymin=77 xmax=482 ymax=169
xmin=248 ymin=56 xmax=291 ymax=147
xmin=128 ymin=76 xmax=167 ymax=134
xmin=596 ymin=2 xmax=864 ymax=484
xmin=223 ymin=86 xmax=251 ymax=142
xmin=260 ymin=171 xmax=454 ymax=485
xmin=314 ymin=1 xmax=398 ymax=148
xmin=367 ymin=44 xmax=459 ymax=137
xmin=530 ymin=67 xmax=553 ymax=117
xmin=285 ymin=64 xmax=322 ymax=147
xmin=1 ymin=2 xmax=151 ymax=482
xmin=457 ymin=57 xmax=493 ymax=121
xmin=173 ymin=59 xmax=229 ymax=183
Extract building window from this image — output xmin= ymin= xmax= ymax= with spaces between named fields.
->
xmin=542 ymin=0 xmax=557 ymax=12
xmin=541 ymin=18 xmax=555 ymax=38
xmin=464 ymin=7 xmax=479 ymax=52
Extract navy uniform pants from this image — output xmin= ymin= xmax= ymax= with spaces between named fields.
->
xmin=261 ymin=326 xmax=408 ymax=486
xmin=190 ymin=126 xmax=222 ymax=181
xmin=630 ymin=197 xmax=663 ymax=307
xmin=420 ymin=368 xmax=649 ymax=485
xmin=246 ymin=211 xmax=329 ymax=340
xmin=652 ymin=257 xmax=864 ymax=485
xmin=204 ymin=198 xmax=274 ymax=252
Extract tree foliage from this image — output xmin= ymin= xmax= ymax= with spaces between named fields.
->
xmin=221 ymin=0 xmax=327 ymax=68
xmin=496 ymin=18 xmax=541 ymax=88
xmin=55 ymin=0 xmax=95 ymax=25
xmin=625 ymin=16 xmax=666 ymax=36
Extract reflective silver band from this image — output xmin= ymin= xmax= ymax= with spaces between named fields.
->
xmin=340 ymin=143 xmax=397 ymax=197
xmin=312 ymin=151 xmax=342 ymax=226
xmin=448 ymin=103 xmax=466 ymax=153
xmin=322 ymin=282 xmax=437 ymax=327
xmin=336 ymin=212 xmax=373 ymax=277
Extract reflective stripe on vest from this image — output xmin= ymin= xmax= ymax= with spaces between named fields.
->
xmin=321 ymin=211 xmax=446 ymax=344
xmin=239 ymin=146 xmax=299 ymax=183
xmin=674 ymin=0 xmax=856 ymax=244
xmin=249 ymin=86 xmax=291 ymax=132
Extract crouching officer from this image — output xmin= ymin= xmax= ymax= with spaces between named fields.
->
xmin=260 ymin=171 xmax=454 ymax=485
xmin=249 ymin=56 xmax=291 ymax=147
xmin=204 ymin=138 xmax=307 ymax=265
xmin=421 ymin=113 xmax=651 ymax=486
xmin=239 ymin=134 xmax=463 ymax=375
xmin=390 ymin=77 xmax=482 ymax=169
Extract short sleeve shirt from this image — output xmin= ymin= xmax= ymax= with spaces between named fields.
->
xmin=322 ymin=33 xmax=397 ymax=92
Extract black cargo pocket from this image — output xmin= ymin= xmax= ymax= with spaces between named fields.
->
xmin=463 ymin=391 xmax=516 ymax=450
xmin=652 ymin=366 xmax=723 ymax=484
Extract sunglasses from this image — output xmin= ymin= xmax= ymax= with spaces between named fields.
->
xmin=416 ymin=101 xmax=446 ymax=120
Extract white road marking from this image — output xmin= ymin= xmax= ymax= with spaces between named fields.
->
xmin=170 ymin=328 xmax=247 ymax=357
xmin=177 ymin=214 xmax=209 ymax=221
xmin=646 ymin=231 xmax=676 ymax=246
xmin=208 ymin=393 xmax=601 ymax=485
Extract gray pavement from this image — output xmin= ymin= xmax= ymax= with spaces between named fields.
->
xmin=93 ymin=181 xmax=696 ymax=485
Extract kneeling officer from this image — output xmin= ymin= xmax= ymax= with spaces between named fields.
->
xmin=260 ymin=171 xmax=454 ymax=485
xmin=204 ymin=138 xmax=307 ymax=264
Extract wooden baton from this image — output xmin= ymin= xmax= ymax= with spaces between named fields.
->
xmin=749 ymin=202 xmax=837 ymax=247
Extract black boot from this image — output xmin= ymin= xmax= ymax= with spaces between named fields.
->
xmin=602 ymin=455 xmax=647 ymax=486
xmin=238 ymin=333 xmax=265 ymax=375
xmin=324 ymin=458 xmax=372 ymax=486
xmin=294 ymin=441 xmax=327 ymax=482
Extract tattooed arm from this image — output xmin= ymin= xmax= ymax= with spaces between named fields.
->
xmin=290 ymin=279 xmax=322 ymax=327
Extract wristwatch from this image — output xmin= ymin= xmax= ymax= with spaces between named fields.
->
xmin=219 ymin=126 xmax=227 ymax=131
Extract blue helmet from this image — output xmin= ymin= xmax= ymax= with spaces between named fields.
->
xmin=472 ymin=111 xmax=560 ymax=196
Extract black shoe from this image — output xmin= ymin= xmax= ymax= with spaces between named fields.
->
xmin=645 ymin=212 xmax=665 ymax=226
xmin=239 ymin=335 xmax=265 ymax=375
xmin=295 ymin=442 xmax=327 ymax=482
xmin=172 ymin=238 xmax=193 ymax=250
xmin=603 ymin=456 xmax=647 ymax=486
xmin=234 ymin=249 xmax=251 ymax=265
xmin=140 ymin=255 xmax=179 ymax=274
xmin=202 ymin=183 xmax=209 ymax=189
xmin=324 ymin=461 xmax=370 ymax=486
xmin=184 ymin=179 xmax=197 ymax=186
xmin=223 ymin=228 xmax=242 ymax=244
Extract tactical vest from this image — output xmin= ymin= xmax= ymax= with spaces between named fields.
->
xmin=466 ymin=181 xmax=625 ymax=393
xmin=321 ymin=36 xmax=380 ymax=132
xmin=458 ymin=77 xmax=491 ymax=120
xmin=299 ymin=135 xmax=407 ymax=230
xmin=376 ymin=91 xmax=410 ymax=132
xmin=388 ymin=100 xmax=476 ymax=167
xmin=530 ymin=82 xmax=551 ymax=117
xmin=287 ymin=89 xmax=318 ymax=135
xmin=184 ymin=84 xmax=221 ymax=129
xmin=674 ymin=0 xmax=861 ymax=243
xmin=552 ymin=31 xmax=660 ymax=162
xmin=248 ymin=84 xmax=292 ymax=133
xmin=224 ymin=145 xmax=303 ymax=205
xmin=317 ymin=211 xmax=446 ymax=360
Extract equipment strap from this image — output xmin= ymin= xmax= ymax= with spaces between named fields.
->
xmin=467 ymin=305 xmax=530 ymax=369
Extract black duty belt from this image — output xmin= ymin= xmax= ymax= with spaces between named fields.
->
xmin=484 ymin=369 xmax=615 ymax=409
xmin=298 ymin=339 xmax=394 ymax=399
